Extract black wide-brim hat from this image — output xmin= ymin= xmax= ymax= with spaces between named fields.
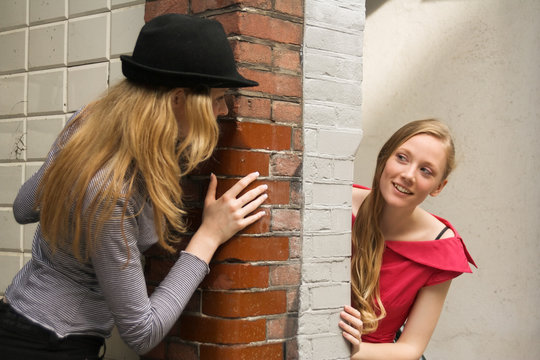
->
xmin=121 ymin=14 xmax=258 ymax=88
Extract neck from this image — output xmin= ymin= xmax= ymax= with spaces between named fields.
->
xmin=380 ymin=204 xmax=420 ymax=240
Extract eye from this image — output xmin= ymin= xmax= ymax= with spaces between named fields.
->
xmin=396 ymin=153 xmax=407 ymax=162
xmin=420 ymin=167 xmax=433 ymax=176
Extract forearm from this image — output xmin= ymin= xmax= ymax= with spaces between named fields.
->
xmin=352 ymin=341 xmax=421 ymax=360
xmin=93 ymin=200 xmax=209 ymax=354
xmin=184 ymin=227 xmax=220 ymax=264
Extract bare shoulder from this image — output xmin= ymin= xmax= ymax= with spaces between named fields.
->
xmin=352 ymin=186 xmax=370 ymax=216
xmin=419 ymin=208 xmax=456 ymax=239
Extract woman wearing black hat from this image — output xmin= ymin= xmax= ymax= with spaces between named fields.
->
xmin=0 ymin=14 xmax=264 ymax=359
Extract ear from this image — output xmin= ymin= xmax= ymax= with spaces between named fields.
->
xmin=172 ymin=88 xmax=185 ymax=105
xmin=430 ymin=179 xmax=448 ymax=197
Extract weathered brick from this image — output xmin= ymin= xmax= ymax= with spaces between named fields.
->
xmin=140 ymin=340 xmax=166 ymax=360
xmin=202 ymin=290 xmax=287 ymax=317
xmin=240 ymin=68 xmax=301 ymax=97
xmin=290 ymin=181 xmax=302 ymax=206
xmin=192 ymin=0 xmax=272 ymax=13
xmin=167 ymin=341 xmax=198 ymax=360
xmin=267 ymin=315 xmax=298 ymax=339
xmin=275 ymin=0 xmax=303 ymax=17
xmin=200 ymin=149 xmax=270 ymax=176
xmin=287 ymin=288 xmax=300 ymax=312
xmin=286 ymin=339 xmax=299 ymax=360
xmin=218 ymin=121 xmax=292 ymax=151
xmin=213 ymin=236 xmax=289 ymax=262
xmin=289 ymin=236 xmax=301 ymax=259
xmin=274 ymin=46 xmax=301 ymax=73
xmin=272 ymin=100 xmax=302 ymax=124
xmin=183 ymin=290 xmax=201 ymax=313
xmin=226 ymin=95 xmax=271 ymax=119
xmin=270 ymin=263 xmax=301 ymax=286
xmin=292 ymin=127 xmax=303 ymax=151
xmin=216 ymin=12 xmax=302 ymax=44
xmin=178 ymin=315 xmax=266 ymax=344
xmin=271 ymin=208 xmax=301 ymax=232
xmin=231 ymin=40 xmax=272 ymax=66
xmin=200 ymin=343 xmax=283 ymax=360
xmin=144 ymin=1 xmax=188 ymax=22
xmin=270 ymin=153 xmax=302 ymax=177
xmin=201 ymin=263 xmax=269 ymax=290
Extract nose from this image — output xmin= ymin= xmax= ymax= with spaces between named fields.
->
xmin=400 ymin=166 xmax=415 ymax=184
xmin=215 ymin=99 xmax=228 ymax=117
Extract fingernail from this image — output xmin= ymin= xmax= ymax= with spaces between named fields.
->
xmin=261 ymin=184 xmax=268 ymax=190
xmin=254 ymin=171 xmax=260 ymax=176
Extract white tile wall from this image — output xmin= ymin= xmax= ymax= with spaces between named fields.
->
xmin=0 ymin=253 xmax=22 ymax=294
xmin=110 ymin=5 xmax=145 ymax=57
xmin=67 ymin=62 xmax=109 ymax=112
xmin=28 ymin=68 xmax=66 ymax=115
xmin=0 ymin=209 xmax=21 ymax=250
xmin=29 ymin=0 xmax=68 ymax=25
xmin=0 ymin=29 xmax=28 ymax=74
xmin=69 ymin=0 xmax=110 ymax=18
xmin=0 ymin=165 xmax=23 ymax=205
xmin=0 ymin=74 xmax=27 ymax=117
xmin=68 ymin=13 xmax=110 ymax=65
xmin=0 ymin=0 xmax=28 ymax=31
xmin=111 ymin=0 xmax=145 ymax=9
xmin=0 ymin=119 xmax=25 ymax=161
xmin=24 ymin=162 xmax=42 ymax=181
xmin=109 ymin=58 xmax=125 ymax=86
xmin=26 ymin=116 xmax=64 ymax=159
xmin=29 ymin=22 xmax=67 ymax=69
xmin=0 ymin=5 xmax=145 ymax=357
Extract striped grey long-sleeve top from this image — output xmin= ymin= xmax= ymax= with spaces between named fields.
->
xmin=5 ymin=112 xmax=209 ymax=355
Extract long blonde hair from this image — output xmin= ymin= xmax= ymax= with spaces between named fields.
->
xmin=351 ymin=119 xmax=456 ymax=333
xmin=37 ymin=80 xmax=219 ymax=260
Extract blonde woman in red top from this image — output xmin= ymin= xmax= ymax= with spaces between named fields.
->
xmin=340 ymin=119 xmax=476 ymax=359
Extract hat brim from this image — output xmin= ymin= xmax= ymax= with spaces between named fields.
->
xmin=120 ymin=55 xmax=258 ymax=88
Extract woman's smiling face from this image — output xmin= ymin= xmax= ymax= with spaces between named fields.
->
xmin=380 ymin=133 xmax=448 ymax=210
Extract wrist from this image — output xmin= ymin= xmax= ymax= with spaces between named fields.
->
xmin=184 ymin=228 xmax=220 ymax=264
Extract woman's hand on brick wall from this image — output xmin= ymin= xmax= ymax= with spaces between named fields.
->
xmin=185 ymin=172 xmax=267 ymax=264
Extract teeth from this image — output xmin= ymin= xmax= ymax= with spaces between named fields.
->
xmin=394 ymin=183 xmax=412 ymax=194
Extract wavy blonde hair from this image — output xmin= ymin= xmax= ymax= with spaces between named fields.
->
xmin=351 ymin=119 xmax=456 ymax=334
xmin=38 ymin=80 xmax=219 ymax=260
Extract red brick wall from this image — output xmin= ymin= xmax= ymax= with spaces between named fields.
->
xmin=141 ymin=1 xmax=303 ymax=359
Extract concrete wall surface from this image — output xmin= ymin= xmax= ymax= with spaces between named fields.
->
xmin=356 ymin=0 xmax=540 ymax=359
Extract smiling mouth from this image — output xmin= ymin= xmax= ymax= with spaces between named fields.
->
xmin=393 ymin=182 xmax=412 ymax=195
